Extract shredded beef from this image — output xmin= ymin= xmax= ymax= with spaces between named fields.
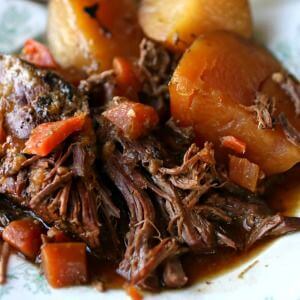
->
xmin=78 ymin=70 xmax=116 ymax=109
xmin=1 ymin=53 xmax=300 ymax=291
xmin=0 ymin=56 xmax=119 ymax=252
xmin=97 ymin=114 xmax=300 ymax=288
xmin=137 ymin=39 xmax=179 ymax=120
xmin=105 ymin=151 xmax=180 ymax=285
xmin=79 ymin=38 xmax=179 ymax=121
xmin=245 ymin=93 xmax=275 ymax=129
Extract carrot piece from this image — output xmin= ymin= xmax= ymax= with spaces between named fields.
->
xmin=2 ymin=219 xmax=43 ymax=259
xmin=125 ymin=285 xmax=143 ymax=300
xmin=41 ymin=242 xmax=87 ymax=288
xmin=103 ymin=101 xmax=159 ymax=139
xmin=22 ymin=39 xmax=58 ymax=69
xmin=220 ymin=136 xmax=246 ymax=154
xmin=228 ymin=155 xmax=260 ymax=192
xmin=0 ymin=242 xmax=10 ymax=284
xmin=113 ymin=57 xmax=140 ymax=90
xmin=24 ymin=115 xmax=86 ymax=157
xmin=113 ymin=57 xmax=140 ymax=99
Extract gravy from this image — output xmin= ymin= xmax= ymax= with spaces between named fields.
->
xmin=88 ymin=166 xmax=300 ymax=290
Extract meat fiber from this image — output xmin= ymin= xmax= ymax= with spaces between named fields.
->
xmin=1 ymin=50 xmax=300 ymax=291
xmin=98 ymin=115 xmax=300 ymax=288
xmin=0 ymin=56 xmax=119 ymax=251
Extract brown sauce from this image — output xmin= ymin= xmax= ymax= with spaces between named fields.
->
xmin=183 ymin=166 xmax=300 ymax=286
xmin=87 ymin=239 xmax=273 ymax=291
xmin=183 ymin=240 xmax=272 ymax=286
xmin=88 ymin=166 xmax=300 ymax=290
xmin=266 ymin=167 xmax=300 ymax=216
xmin=88 ymin=258 xmax=125 ymax=289
xmin=1 ymin=167 xmax=299 ymax=292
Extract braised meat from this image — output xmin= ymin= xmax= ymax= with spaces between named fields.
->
xmin=97 ymin=115 xmax=300 ymax=288
xmin=76 ymin=39 xmax=300 ymax=289
xmin=0 ymin=42 xmax=299 ymax=292
xmin=79 ymin=38 xmax=177 ymax=121
xmin=0 ymin=55 xmax=88 ymax=139
xmin=0 ymin=56 xmax=119 ymax=250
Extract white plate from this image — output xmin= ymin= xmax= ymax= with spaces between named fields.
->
xmin=0 ymin=0 xmax=299 ymax=299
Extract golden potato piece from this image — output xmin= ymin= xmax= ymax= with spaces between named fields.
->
xmin=138 ymin=0 xmax=252 ymax=52
xmin=169 ymin=32 xmax=300 ymax=175
xmin=48 ymin=0 xmax=143 ymax=74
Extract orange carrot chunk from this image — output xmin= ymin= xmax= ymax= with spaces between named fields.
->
xmin=22 ymin=39 xmax=58 ymax=69
xmin=2 ymin=219 xmax=43 ymax=259
xmin=42 ymin=242 xmax=87 ymax=288
xmin=24 ymin=115 xmax=86 ymax=157
xmin=228 ymin=155 xmax=260 ymax=192
xmin=220 ymin=136 xmax=246 ymax=154
xmin=113 ymin=57 xmax=140 ymax=88
xmin=103 ymin=101 xmax=159 ymax=139
xmin=125 ymin=285 xmax=143 ymax=300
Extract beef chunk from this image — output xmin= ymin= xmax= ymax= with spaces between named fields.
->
xmin=0 ymin=55 xmax=88 ymax=139
xmin=105 ymin=151 xmax=180 ymax=285
xmin=79 ymin=38 xmax=178 ymax=121
xmin=0 ymin=56 xmax=119 ymax=251
xmin=98 ymin=114 xmax=300 ymax=287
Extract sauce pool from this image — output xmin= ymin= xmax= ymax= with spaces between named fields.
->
xmin=1 ymin=167 xmax=299 ymax=292
xmin=184 ymin=166 xmax=300 ymax=285
xmin=88 ymin=166 xmax=300 ymax=290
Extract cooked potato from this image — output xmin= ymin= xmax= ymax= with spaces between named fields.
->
xmin=48 ymin=0 xmax=142 ymax=74
xmin=169 ymin=31 xmax=300 ymax=175
xmin=138 ymin=0 xmax=252 ymax=52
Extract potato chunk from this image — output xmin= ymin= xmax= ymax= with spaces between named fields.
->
xmin=169 ymin=32 xmax=300 ymax=175
xmin=138 ymin=0 xmax=252 ymax=52
xmin=48 ymin=0 xmax=142 ymax=73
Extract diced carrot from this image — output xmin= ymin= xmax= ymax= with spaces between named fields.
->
xmin=41 ymin=242 xmax=87 ymax=288
xmin=24 ymin=115 xmax=86 ymax=157
xmin=2 ymin=219 xmax=43 ymax=259
xmin=220 ymin=136 xmax=246 ymax=154
xmin=22 ymin=39 xmax=58 ymax=69
xmin=103 ymin=101 xmax=159 ymax=139
xmin=125 ymin=285 xmax=143 ymax=300
xmin=113 ymin=57 xmax=140 ymax=99
xmin=113 ymin=57 xmax=140 ymax=90
xmin=228 ymin=155 xmax=260 ymax=192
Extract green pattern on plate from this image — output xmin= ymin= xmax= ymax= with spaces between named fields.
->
xmin=0 ymin=260 xmax=51 ymax=299
xmin=0 ymin=0 xmax=47 ymax=53
xmin=0 ymin=0 xmax=299 ymax=299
